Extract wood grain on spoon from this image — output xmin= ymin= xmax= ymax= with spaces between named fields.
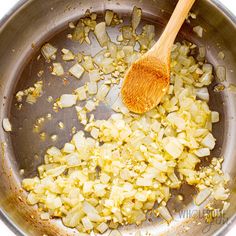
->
xmin=121 ymin=0 xmax=196 ymax=114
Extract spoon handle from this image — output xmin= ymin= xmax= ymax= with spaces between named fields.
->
xmin=150 ymin=0 xmax=196 ymax=62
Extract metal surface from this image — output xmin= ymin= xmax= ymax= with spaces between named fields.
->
xmin=0 ymin=0 xmax=236 ymax=235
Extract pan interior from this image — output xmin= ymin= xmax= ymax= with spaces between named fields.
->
xmin=1 ymin=0 xmax=236 ymax=235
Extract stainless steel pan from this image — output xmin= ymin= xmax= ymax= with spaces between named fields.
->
xmin=0 ymin=0 xmax=236 ymax=235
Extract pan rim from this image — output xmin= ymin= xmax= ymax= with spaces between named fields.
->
xmin=0 ymin=0 xmax=235 ymax=235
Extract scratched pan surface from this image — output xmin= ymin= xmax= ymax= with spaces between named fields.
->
xmin=0 ymin=0 xmax=236 ymax=235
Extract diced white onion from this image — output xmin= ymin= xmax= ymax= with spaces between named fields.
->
xmin=82 ymin=56 xmax=94 ymax=71
xmin=196 ymin=87 xmax=209 ymax=101
xmin=111 ymin=96 xmax=129 ymax=114
xmin=213 ymin=186 xmax=229 ymax=200
xmin=85 ymin=100 xmax=96 ymax=112
xmin=217 ymin=51 xmax=225 ymax=60
xmin=194 ymin=148 xmax=210 ymax=157
xmin=41 ymin=43 xmax=57 ymax=60
xmin=228 ymin=84 xmax=236 ymax=93
xmin=2 ymin=118 xmax=12 ymax=132
xmin=132 ymin=6 xmax=142 ymax=32
xmin=89 ymin=69 xmax=100 ymax=82
xmin=195 ymin=188 xmax=211 ymax=205
xmin=90 ymin=127 xmax=99 ymax=139
xmin=87 ymin=82 xmax=98 ymax=95
xmin=96 ymin=222 xmax=108 ymax=233
xmin=69 ymin=63 xmax=85 ymax=79
xmin=22 ymin=12 xmax=229 ymax=233
xmin=211 ymin=111 xmax=219 ymax=123
xmin=109 ymin=230 xmax=122 ymax=236
xmin=157 ymin=206 xmax=172 ymax=223
xmin=63 ymin=143 xmax=75 ymax=153
xmin=94 ymin=22 xmax=110 ymax=47
xmin=47 ymin=146 xmax=62 ymax=156
xmin=61 ymin=48 xmax=75 ymax=61
xmin=96 ymin=84 xmax=110 ymax=100
xmin=135 ymin=231 xmax=142 ymax=236
xmin=105 ymin=10 xmax=114 ymax=26
xmin=59 ymin=94 xmax=77 ymax=108
xmin=199 ymin=46 xmax=206 ymax=58
xmin=163 ymin=137 xmax=183 ymax=158
xmin=216 ymin=66 xmax=226 ymax=82
xmin=201 ymin=133 xmax=215 ymax=150
xmin=40 ymin=212 xmax=50 ymax=220
xmin=193 ymin=25 xmax=203 ymax=38
xmin=107 ymin=42 xmax=118 ymax=58
xmin=81 ymin=217 xmax=94 ymax=230
xmin=52 ymin=63 xmax=64 ymax=76
xmin=75 ymin=86 xmax=87 ymax=101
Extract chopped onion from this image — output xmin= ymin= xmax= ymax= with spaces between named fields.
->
xmin=52 ymin=63 xmax=64 ymax=76
xmin=211 ymin=111 xmax=219 ymax=123
xmin=107 ymin=42 xmax=118 ymax=58
xmin=218 ymin=51 xmax=225 ymax=60
xmin=163 ymin=137 xmax=183 ymax=158
xmin=195 ymin=72 xmax=212 ymax=87
xmin=59 ymin=94 xmax=77 ymax=108
xmin=111 ymin=96 xmax=129 ymax=114
xmin=132 ymin=6 xmax=142 ymax=32
xmin=138 ymin=24 xmax=155 ymax=49
xmin=89 ymin=69 xmax=100 ymax=82
xmin=96 ymin=222 xmax=108 ymax=233
xmin=122 ymin=45 xmax=134 ymax=55
xmin=222 ymin=201 xmax=230 ymax=213
xmin=63 ymin=143 xmax=75 ymax=153
xmin=40 ymin=212 xmax=50 ymax=220
xmin=199 ymin=46 xmax=206 ymax=58
xmin=195 ymin=188 xmax=211 ymax=205
xmin=81 ymin=217 xmax=94 ymax=230
xmin=189 ymin=12 xmax=197 ymax=19
xmin=93 ymin=51 xmax=115 ymax=74
xmin=85 ymin=100 xmax=96 ymax=112
xmin=228 ymin=83 xmax=236 ymax=93
xmin=122 ymin=26 xmax=133 ymax=40
xmin=109 ymin=230 xmax=122 ymax=236
xmin=2 ymin=118 xmax=12 ymax=132
xmin=73 ymin=21 xmax=85 ymax=43
xmin=61 ymin=48 xmax=75 ymax=61
xmin=47 ymin=146 xmax=62 ymax=156
xmin=90 ymin=127 xmax=99 ymax=139
xmin=100 ymin=58 xmax=115 ymax=74
xmin=201 ymin=133 xmax=215 ymax=150
xmin=82 ymin=56 xmax=94 ymax=71
xmin=213 ymin=186 xmax=229 ymax=200
xmin=87 ymin=82 xmax=98 ymax=95
xmin=69 ymin=22 xmax=75 ymax=29
xmin=75 ymin=86 xmax=87 ymax=101
xmin=41 ymin=43 xmax=57 ymax=61
xmin=96 ymin=84 xmax=110 ymax=100
xmin=196 ymin=87 xmax=209 ymax=101
xmin=82 ymin=201 xmax=101 ymax=221
xmin=105 ymin=10 xmax=114 ymax=26
xmin=94 ymin=22 xmax=110 ymax=47
xmin=202 ymin=64 xmax=213 ymax=73
xmin=157 ymin=206 xmax=172 ymax=223
xmin=193 ymin=25 xmax=203 ymax=38
xmin=69 ymin=63 xmax=85 ymax=79
xmin=93 ymin=50 xmax=106 ymax=66
xmin=22 ymin=9 xmax=229 ymax=233
xmin=216 ymin=66 xmax=226 ymax=82
xmin=194 ymin=148 xmax=210 ymax=157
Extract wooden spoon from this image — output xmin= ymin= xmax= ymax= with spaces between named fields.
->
xmin=121 ymin=0 xmax=196 ymax=114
